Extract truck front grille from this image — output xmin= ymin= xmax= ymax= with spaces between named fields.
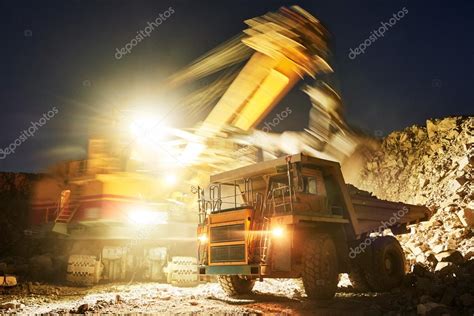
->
xmin=210 ymin=244 xmax=245 ymax=263
xmin=210 ymin=224 xmax=245 ymax=243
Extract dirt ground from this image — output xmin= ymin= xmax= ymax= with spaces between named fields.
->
xmin=0 ymin=279 xmax=400 ymax=315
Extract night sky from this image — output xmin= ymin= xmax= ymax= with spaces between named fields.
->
xmin=0 ymin=0 xmax=472 ymax=172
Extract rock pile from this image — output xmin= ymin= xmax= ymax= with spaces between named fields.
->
xmin=399 ymin=252 xmax=474 ymax=315
xmin=356 ymin=116 xmax=473 ymax=265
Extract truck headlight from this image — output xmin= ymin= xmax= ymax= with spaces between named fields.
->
xmin=198 ymin=233 xmax=208 ymax=244
xmin=271 ymin=226 xmax=284 ymax=238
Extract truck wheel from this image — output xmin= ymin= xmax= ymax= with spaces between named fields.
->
xmin=302 ymin=233 xmax=338 ymax=300
xmin=365 ymin=236 xmax=406 ymax=292
xmin=348 ymin=266 xmax=371 ymax=292
xmin=217 ymin=275 xmax=255 ymax=296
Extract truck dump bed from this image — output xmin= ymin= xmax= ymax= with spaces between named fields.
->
xmin=348 ymin=185 xmax=430 ymax=235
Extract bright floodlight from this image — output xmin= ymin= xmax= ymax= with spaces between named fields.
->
xmin=129 ymin=116 xmax=168 ymax=142
xmin=164 ymin=173 xmax=177 ymax=186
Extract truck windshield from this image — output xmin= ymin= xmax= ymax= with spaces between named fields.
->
xmin=302 ymin=176 xmax=318 ymax=194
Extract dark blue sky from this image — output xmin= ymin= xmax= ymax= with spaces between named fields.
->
xmin=0 ymin=0 xmax=473 ymax=172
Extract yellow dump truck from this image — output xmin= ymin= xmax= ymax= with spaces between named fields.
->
xmin=30 ymin=139 xmax=198 ymax=285
xmin=196 ymin=153 xmax=430 ymax=299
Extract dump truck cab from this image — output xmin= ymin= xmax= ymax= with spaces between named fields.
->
xmin=196 ymin=153 xmax=429 ymax=299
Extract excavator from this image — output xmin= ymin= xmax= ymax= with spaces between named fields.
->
xmin=30 ymin=6 xmax=371 ymax=286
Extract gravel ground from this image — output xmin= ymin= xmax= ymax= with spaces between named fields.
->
xmin=0 ymin=279 xmax=396 ymax=315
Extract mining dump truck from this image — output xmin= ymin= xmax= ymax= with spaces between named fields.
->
xmin=30 ymin=139 xmax=198 ymax=285
xmin=196 ymin=153 xmax=430 ymax=299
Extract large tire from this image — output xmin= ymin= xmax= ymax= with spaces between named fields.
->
xmin=348 ymin=265 xmax=372 ymax=292
xmin=217 ymin=275 xmax=255 ymax=296
xmin=302 ymin=233 xmax=339 ymax=300
xmin=365 ymin=236 xmax=406 ymax=292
